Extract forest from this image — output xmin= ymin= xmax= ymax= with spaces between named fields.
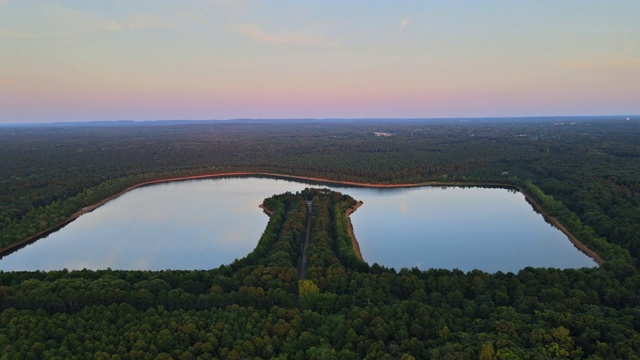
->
xmin=0 ymin=118 xmax=639 ymax=358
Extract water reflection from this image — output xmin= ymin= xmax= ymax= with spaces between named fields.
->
xmin=342 ymin=186 xmax=596 ymax=272
xmin=0 ymin=176 xmax=596 ymax=272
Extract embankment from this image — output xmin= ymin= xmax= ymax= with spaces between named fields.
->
xmin=345 ymin=201 xmax=364 ymax=262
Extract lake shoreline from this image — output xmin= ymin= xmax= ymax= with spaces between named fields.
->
xmin=0 ymin=171 xmax=604 ymax=267
xmin=258 ymin=204 xmax=273 ymax=217
xmin=520 ymin=192 xmax=604 ymax=266
xmin=345 ymin=201 xmax=364 ymax=262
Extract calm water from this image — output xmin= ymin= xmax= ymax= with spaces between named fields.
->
xmin=0 ymin=176 xmax=596 ymax=272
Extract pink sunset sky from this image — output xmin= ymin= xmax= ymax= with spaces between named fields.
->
xmin=1 ymin=1 xmax=639 ymax=123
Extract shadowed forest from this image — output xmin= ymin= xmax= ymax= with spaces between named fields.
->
xmin=1 ymin=118 xmax=639 ymax=358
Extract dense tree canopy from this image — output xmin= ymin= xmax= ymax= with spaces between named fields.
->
xmin=1 ymin=118 xmax=640 ymax=358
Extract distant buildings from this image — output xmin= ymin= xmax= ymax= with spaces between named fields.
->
xmin=374 ymin=132 xmax=393 ymax=137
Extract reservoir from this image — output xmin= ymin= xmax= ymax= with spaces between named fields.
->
xmin=0 ymin=176 xmax=596 ymax=272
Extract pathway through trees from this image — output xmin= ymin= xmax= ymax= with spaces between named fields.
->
xmin=298 ymin=200 xmax=312 ymax=279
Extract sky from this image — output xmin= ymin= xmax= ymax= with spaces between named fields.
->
xmin=1 ymin=1 xmax=639 ymax=123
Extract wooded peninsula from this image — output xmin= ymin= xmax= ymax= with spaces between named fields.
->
xmin=0 ymin=118 xmax=639 ymax=359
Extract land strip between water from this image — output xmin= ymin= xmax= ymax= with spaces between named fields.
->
xmin=0 ymin=172 xmax=604 ymax=266
xmin=298 ymin=201 xmax=313 ymax=279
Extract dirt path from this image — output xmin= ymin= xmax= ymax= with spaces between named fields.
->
xmin=0 ymin=172 xmax=604 ymax=266
xmin=298 ymin=201 xmax=313 ymax=279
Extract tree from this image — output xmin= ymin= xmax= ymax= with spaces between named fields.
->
xmin=299 ymin=280 xmax=320 ymax=309
xmin=479 ymin=342 xmax=495 ymax=360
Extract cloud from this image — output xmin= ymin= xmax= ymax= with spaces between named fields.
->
xmin=101 ymin=20 xmax=125 ymax=32
xmin=128 ymin=15 xmax=173 ymax=30
xmin=231 ymin=24 xmax=331 ymax=46
xmin=0 ymin=30 xmax=49 ymax=39
xmin=101 ymin=15 xmax=172 ymax=32
xmin=400 ymin=18 xmax=411 ymax=29
xmin=1 ymin=5 xmax=176 ymax=42
xmin=563 ymin=57 xmax=640 ymax=72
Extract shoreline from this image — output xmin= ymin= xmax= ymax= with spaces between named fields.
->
xmin=519 ymin=191 xmax=605 ymax=266
xmin=258 ymin=204 xmax=273 ymax=217
xmin=0 ymin=172 xmax=604 ymax=266
xmin=345 ymin=201 xmax=364 ymax=262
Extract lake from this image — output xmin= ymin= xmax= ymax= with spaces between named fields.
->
xmin=0 ymin=176 xmax=596 ymax=272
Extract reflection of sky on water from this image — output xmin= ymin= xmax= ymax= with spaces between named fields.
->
xmin=0 ymin=177 xmax=596 ymax=272
xmin=345 ymin=186 xmax=596 ymax=272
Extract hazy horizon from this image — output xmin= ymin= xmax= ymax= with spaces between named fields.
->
xmin=2 ymin=115 xmax=638 ymax=127
xmin=2 ymin=1 xmax=639 ymax=123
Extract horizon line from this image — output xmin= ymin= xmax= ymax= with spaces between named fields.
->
xmin=1 ymin=114 xmax=638 ymax=127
